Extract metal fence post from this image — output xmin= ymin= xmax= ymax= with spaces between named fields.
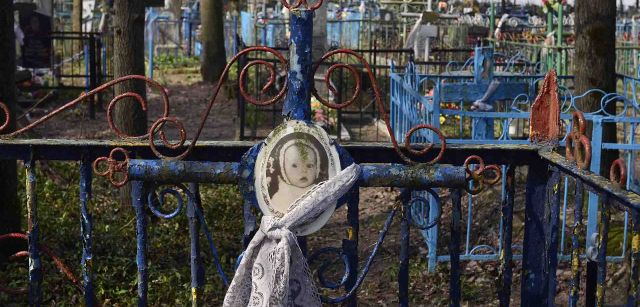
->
xmin=521 ymin=157 xmax=550 ymax=306
xmin=585 ymin=116 xmax=604 ymax=305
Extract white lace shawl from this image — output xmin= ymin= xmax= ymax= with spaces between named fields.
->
xmin=223 ymin=164 xmax=361 ymax=307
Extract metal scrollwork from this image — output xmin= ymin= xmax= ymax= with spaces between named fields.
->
xmin=610 ymin=158 xmax=627 ymax=187
xmin=464 ymin=155 xmax=503 ymax=195
xmin=565 ymin=111 xmax=592 ymax=170
xmin=313 ymin=49 xmax=446 ymax=165
xmin=147 ymin=187 xmax=185 ymax=219
xmin=92 ymin=147 xmax=131 ymax=187
xmin=308 ymin=205 xmax=399 ymax=304
xmin=409 ymin=189 xmax=442 ymax=230
xmin=149 ymin=46 xmax=288 ymax=161
xmin=0 ymin=75 xmax=171 ymax=139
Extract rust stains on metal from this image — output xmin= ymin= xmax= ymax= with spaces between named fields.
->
xmin=565 ymin=111 xmax=592 ymax=170
xmin=93 ymin=147 xmax=131 ymax=187
xmin=610 ymin=158 xmax=627 ymax=187
xmin=530 ymin=70 xmax=561 ymax=145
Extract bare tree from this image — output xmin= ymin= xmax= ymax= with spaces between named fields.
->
xmin=0 ymin=0 xmax=19 ymax=258
xmin=113 ymin=0 xmax=147 ymax=206
xmin=200 ymin=0 xmax=227 ymax=82
xmin=574 ymin=0 xmax=617 ymax=173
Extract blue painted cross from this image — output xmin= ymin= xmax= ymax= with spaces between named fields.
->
xmin=437 ymin=47 xmax=528 ymax=140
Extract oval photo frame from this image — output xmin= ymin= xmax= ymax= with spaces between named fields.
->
xmin=254 ymin=120 xmax=341 ymax=236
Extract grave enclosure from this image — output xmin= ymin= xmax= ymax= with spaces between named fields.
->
xmin=1 ymin=0 xmax=640 ymax=306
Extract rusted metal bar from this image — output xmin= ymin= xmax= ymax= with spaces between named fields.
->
xmin=131 ymin=181 xmax=148 ymax=306
xmin=79 ymin=156 xmax=94 ymax=306
xmin=126 ymin=159 xmax=467 ymax=189
xmin=521 ymin=157 xmax=549 ymax=306
xmin=449 ymin=188 xmax=462 ymax=307
xmin=282 ymin=9 xmax=313 ymax=120
xmin=546 ymin=169 xmax=562 ymax=305
xmin=25 ymin=157 xmax=42 ymax=307
xmin=596 ymin=195 xmax=611 ymax=307
xmin=569 ymin=180 xmax=584 ymax=307
xmin=498 ymin=165 xmax=515 ymax=307
xmin=629 ymin=209 xmax=640 ymax=305
xmin=538 ymin=151 xmax=640 ymax=209
xmin=0 ymin=139 xmax=541 ymax=165
xmin=187 ymin=183 xmax=204 ymax=307
xmin=399 ymin=190 xmax=410 ymax=307
xmin=338 ymin=147 xmax=359 ymax=307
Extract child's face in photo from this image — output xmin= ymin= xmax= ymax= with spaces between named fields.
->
xmin=283 ymin=144 xmax=318 ymax=188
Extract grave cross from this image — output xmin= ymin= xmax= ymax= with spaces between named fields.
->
xmin=437 ymin=47 xmax=528 ymax=139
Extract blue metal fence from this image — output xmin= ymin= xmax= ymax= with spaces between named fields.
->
xmin=391 ymin=46 xmax=640 ymax=271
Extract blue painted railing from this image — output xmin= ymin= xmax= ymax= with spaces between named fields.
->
xmin=390 ymin=54 xmax=640 ymax=272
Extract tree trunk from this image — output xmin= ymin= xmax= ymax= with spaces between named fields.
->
xmin=73 ymin=0 xmax=83 ymax=32
xmin=0 ymin=0 xmax=20 ymax=259
xmin=200 ymin=0 xmax=227 ymax=83
xmin=574 ymin=0 xmax=617 ymax=174
xmin=113 ymin=0 xmax=147 ymax=207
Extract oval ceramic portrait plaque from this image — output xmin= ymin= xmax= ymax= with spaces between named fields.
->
xmin=254 ymin=120 xmax=341 ymax=235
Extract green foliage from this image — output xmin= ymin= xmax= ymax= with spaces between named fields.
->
xmin=154 ymin=54 xmax=200 ymax=70
xmin=0 ymin=162 xmax=244 ymax=305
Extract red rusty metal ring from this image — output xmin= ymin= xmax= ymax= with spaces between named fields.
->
xmin=465 ymin=173 xmax=484 ymax=195
xmin=106 ymin=92 xmax=149 ymax=138
xmin=610 ymin=158 xmax=627 ymax=186
xmin=0 ymin=102 xmax=10 ymax=133
xmin=565 ymin=132 xmax=576 ymax=162
xmin=482 ymin=164 xmax=502 ymax=186
xmin=154 ymin=46 xmax=289 ymax=161
xmin=312 ymin=49 xmax=447 ymax=165
xmin=149 ymin=117 xmax=187 ymax=150
xmin=239 ymin=60 xmax=286 ymax=106
xmin=92 ymin=156 xmax=111 ymax=177
xmin=572 ymin=111 xmax=586 ymax=136
xmin=93 ymin=148 xmax=130 ymax=187
xmin=403 ymin=124 xmax=446 ymax=165
xmin=311 ymin=63 xmax=362 ymax=109
xmin=149 ymin=117 xmax=188 ymax=159
xmin=108 ymin=169 xmax=129 ymax=188
xmin=463 ymin=155 xmax=486 ymax=177
xmin=573 ymin=134 xmax=592 ymax=170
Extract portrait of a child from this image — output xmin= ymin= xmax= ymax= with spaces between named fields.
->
xmin=266 ymin=132 xmax=329 ymax=215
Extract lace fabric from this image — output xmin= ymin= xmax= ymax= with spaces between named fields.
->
xmin=223 ymin=164 xmax=361 ymax=307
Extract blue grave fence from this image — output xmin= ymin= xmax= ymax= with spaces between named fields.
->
xmin=391 ymin=47 xmax=640 ymax=271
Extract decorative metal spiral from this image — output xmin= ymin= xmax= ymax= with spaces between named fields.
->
xmin=0 ymin=75 xmax=170 ymax=139
xmin=307 ymin=205 xmax=399 ymax=304
xmin=149 ymin=46 xmax=288 ymax=160
xmin=408 ymin=189 xmax=442 ymax=230
xmin=147 ymin=186 xmax=185 ymax=219
xmin=464 ymin=155 xmax=503 ymax=195
xmin=92 ymin=147 xmax=130 ymax=187
xmin=0 ymin=233 xmax=82 ymax=295
xmin=312 ymin=49 xmax=446 ymax=165
xmin=565 ymin=111 xmax=591 ymax=170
